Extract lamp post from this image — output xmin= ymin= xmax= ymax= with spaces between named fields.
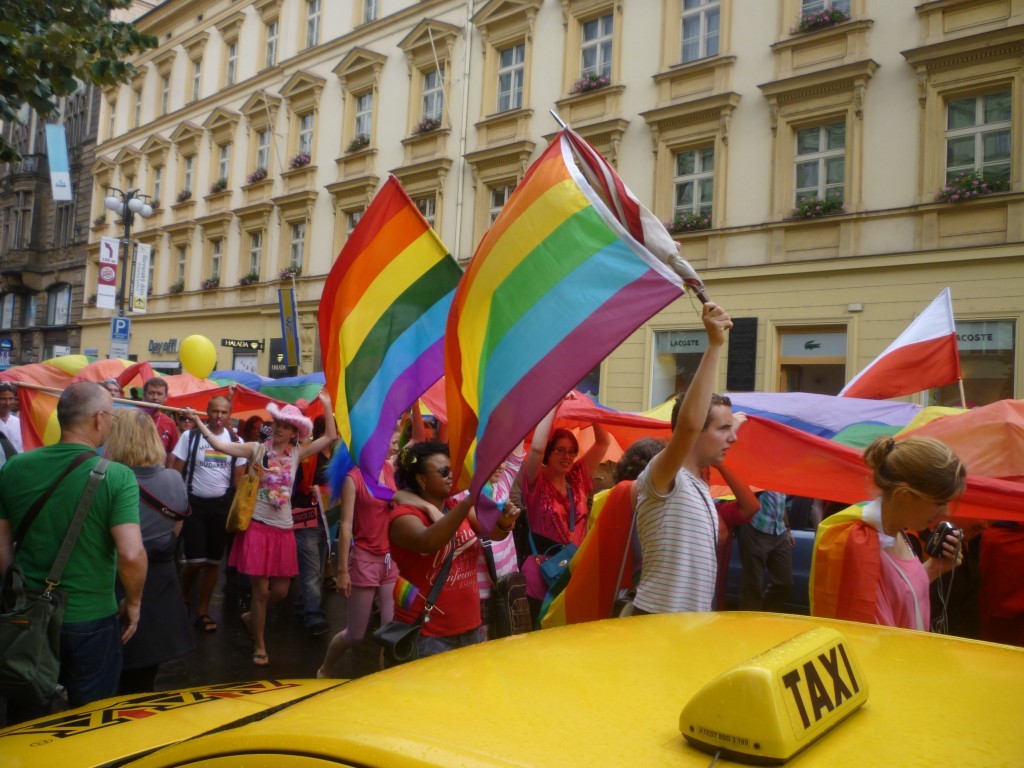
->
xmin=104 ymin=188 xmax=154 ymax=317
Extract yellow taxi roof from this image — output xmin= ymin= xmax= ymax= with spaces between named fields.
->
xmin=3 ymin=613 xmax=1022 ymax=767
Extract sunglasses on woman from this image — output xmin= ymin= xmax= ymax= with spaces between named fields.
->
xmin=429 ymin=466 xmax=453 ymax=478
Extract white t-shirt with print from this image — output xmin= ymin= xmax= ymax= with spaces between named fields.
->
xmin=172 ymin=429 xmax=246 ymax=499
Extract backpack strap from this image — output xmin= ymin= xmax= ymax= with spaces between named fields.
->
xmin=184 ymin=428 xmax=202 ymax=495
xmin=14 ymin=450 xmax=95 ymax=551
xmin=44 ymin=459 xmax=109 ymax=594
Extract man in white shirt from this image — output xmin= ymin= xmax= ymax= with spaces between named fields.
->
xmin=632 ymin=302 xmax=735 ymax=615
xmin=0 ymin=382 xmax=22 ymax=454
xmin=171 ymin=395 xmax=245 ymax=632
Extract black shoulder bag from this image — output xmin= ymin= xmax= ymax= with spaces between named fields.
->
xmin=0 ymin=456 xmax=110 ymax=707
xmin=482 ymin=539 xmax=532 ymax=638
xmin=372 ymin=542 xmax=455 ymax=666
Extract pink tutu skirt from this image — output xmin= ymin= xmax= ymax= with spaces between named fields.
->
xmin=229 ymin=520 xmax=298 ymax=578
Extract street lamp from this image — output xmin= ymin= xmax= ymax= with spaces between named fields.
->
xmin=104 ymin=187 xmax=154 ymax=317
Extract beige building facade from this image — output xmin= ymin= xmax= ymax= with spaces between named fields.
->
xmin=82 ymin=0 xmax=1023 ymax=407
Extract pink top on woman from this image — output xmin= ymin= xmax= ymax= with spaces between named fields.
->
xmin=522 ymin=462 xmax=593 ymax=547
xmin=877 ymin=549 xmax=931 ymax=631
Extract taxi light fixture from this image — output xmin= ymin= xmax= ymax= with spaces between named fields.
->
xmin=680 ymin=627 xmax=869 ymax=764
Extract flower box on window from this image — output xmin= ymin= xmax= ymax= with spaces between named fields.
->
xmin=92 ymin=214 xmax=106 ymax=226
xmin=347 ymin=134 xmax=370 ymax=153
xmin=176 ymin=189 xmax=193 ymax=203
xmin=412 ymin=116 xmax=442 ymax=135
xmin=571 ymin=72 xmax=611 ymax=95
xmin=246 ymin=166 xmax=268 ymax=184
xmin=168 ymin=281 xmax=185 ymax=294
xmin=793 ymin=8 xmax=851 ymax=34
xmin=289 ymin=152 xmax=311 ymax=169
xmin=200 ymin=277 xmax=220 ymax=290
xmin=666 ymin=212 xmax=713 ymax=234
xmin=790 ymin=197 xmax=845 ymax=220
xmin=209 ymin=178 xmax=228 ymax=194
xmin=239 ymin=271 xmax=260 ymax=286
xmin=936 ymin=172 xmax=1009 ymax=203
xmin=86 ymin=294 xmax=97 ymax=306
xmin=279 ymin=265 xmax=302 ymax=281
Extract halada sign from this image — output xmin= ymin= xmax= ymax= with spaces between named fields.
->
xmin=221 ymin=338 xmax=264 ymax=351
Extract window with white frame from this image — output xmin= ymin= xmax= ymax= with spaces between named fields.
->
xmin=160 ymin=76 xmax=170 ymax=115
xmin=226 ymin=42 xmax=238 ymax=86
xmin=489 ymin=183 xmax=515 ymax=223
xmin=191 ymin=59 xmax=202 ymax=102
xmin=581 ymin=14 xmax=613 ymax=79
xmin=298 ymin=113 xmax=314 ymax=155
xmin=651 ymin=328 xmax=708 ymax=406
xmin=125 ymin=175 xmax=136 ymax=195
xmin=497 ymin=44 xmax=525 ymax=112
xmin=108 ymin=101 xmax=116 ymax=139
xmin=347 ymin=209 xmax=363 ymax=234
xmin=801 ymin=0 xmax=850 ymax=14
xmin=265 ymin=20 xmax=279 ymax=69
xmin=673 ymin=146 xmax=714 ymax=218
xmin=0 ymin=293 xmax=13 ymax=329
xmin=45 ymin=284 xmax=71 ymax=326
xmin=363 ymin=0 xmax=378 ymax=23
xmin=306 ymin=0 xmax=321 ymax=48
xmin=211 ymin=238 xmax=222 ymax=279
xmin=248 ymin=231 xmax=263 ymax=274
xmin=681 ymin=0 xmax=720 ymax=63
xmin=176 ymin=245 xmax=187 ymax=284
xmin=354 ymin=92 xmax=372 ymax=140
xmin=289 ymin=222 xmax=306 ymax=267
xmin=945 ymin=90 xmax=1011 ymax=184
xmin=133 ymin=89 xmax=142 ymax=128
xmin=182 ymin=155 xmax=195 ymax=194
xmin=256 ymin=129 xmax=271 ymax=170
xmin=423 ymin=68 xmax=444 ymax=121
xmin=415 ymin=196 xmax=436 ymax=228
xmin=218 ymin=143 xmax=231 ymax=181
xmin=794 ymin=121 xmax=845 ymax=203
xmin=152 ymin=166 xmax=163 ymax=204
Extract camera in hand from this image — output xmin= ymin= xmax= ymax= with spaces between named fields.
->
xmin=925 ymin=520 xmax=959 ymax=558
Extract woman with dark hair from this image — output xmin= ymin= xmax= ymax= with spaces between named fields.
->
xmin=104 ymin=409 xmax=192 ymax=692
xmin=386 ymin=440 xmax=519 ymax=660
xmin=811 ymin=436 xmax=966 ymax=630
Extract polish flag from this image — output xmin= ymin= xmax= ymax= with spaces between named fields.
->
xmin=839 ymin=288 xmax=961 ymax=400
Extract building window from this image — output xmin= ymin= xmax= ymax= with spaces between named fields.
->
xmin=54 ymin=202 xmax=75 ymax=247
xmin=423 ymin=68 xmax=444 ymax=121
xmin=191 ymin=59 xmax=202 ymax=102
xmin=795 ymin=121 xmax=845 ymax=204
xmin=652 ymin=329 xmax=708 ymax=406
xmin=161 ymin=76 xmax=170 ymax=115
xmin=226 ymin=42 xmax=238 ymax=86
xmin=347 ymin=209 xmax=363 ymax=234
xmin=0 ymin=294 xmax=13 ymax=329
xmin=681 ymin=0 xmax=720 ymax=63
xmin=45 ymin=284 xmax=72 ymax=326
xmin=297 ymin=113 xmax=314 ymax=155
xmin=945 ymin=90 xmax=1011 ymax=184
xmin=931 ymin=320 xmax=1016 ymax=407
xmin=148 ymin=257 xmax=154 ymax=293
xmin=133 ymin=89 xmax=142 ymax=128
xmin=674 ymin=147 xmax=714 ymax=217
xmin=176 ymin=245 xmax=187 ymax=284
xmin=415 ymin=196 xmax=436 ymax=228
xmin=354 ymin=92 xmax=372 ymax=140
xmin=152 ymin=166 xmax=163 ymax=205
xmin=581 ymin=13 xmax=613 ymax=79
xmin=22 ymin=295 xmax=36 ymax=328
xmin=306 ymin=0 xmax=321 ymax=48
xmin=256 ymin=129 xmax=271 ymax=170
xmin=211 ymin=239 xmax=222 ymax=279
xmin=108 ymin=100 xmax=116 ymax=139
xmin=11 ymin=191 xmax=32 ymax=249
xmin=265 ymin=20 xmax=279 ymax=69
xmin=779 ymin=328 xmax=847 ymax=395
xmin=497 ymin=44 xmax=525 ymax=113
xmin=289 ymin=222 xmax=306 ymax=267
xmin=218 ymin=143 xmax=231 ymax=181
xmin=363 ymin=0 xmax=378 ymax=23
xmin=489 ymin=183 xmax=514 ymax=224
xmin=182 ymin=155 xmax=195 ymax=194
xmin=802 ymin=0 xmax=850 ymax=14
xmin=248 ymin=232 xmax=263 ymax=274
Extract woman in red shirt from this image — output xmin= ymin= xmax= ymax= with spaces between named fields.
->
xmin=387 ymin=441 xmax=519 ymax=659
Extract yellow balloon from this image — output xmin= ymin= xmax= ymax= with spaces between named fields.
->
xmin=179 ymin=335 xmax=217 ymax=379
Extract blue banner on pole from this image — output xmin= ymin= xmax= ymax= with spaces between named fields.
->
xmin=44 ymin=124 xmax=72 ymax=202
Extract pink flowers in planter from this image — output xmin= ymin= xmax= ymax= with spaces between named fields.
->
xmin=936 ymin=171 xmax=1009 ymax=203
xmin=571 ymin=72 xmax=611 ymax=95
xmin=247 ymin=166 xmax=268 ymax=184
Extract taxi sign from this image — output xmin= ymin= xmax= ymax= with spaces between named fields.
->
xmin=680 ymin=627 xmax=868 ymax=764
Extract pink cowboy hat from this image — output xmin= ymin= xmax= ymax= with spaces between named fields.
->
xmin=266 ymin=402 xmax=313 ymax=439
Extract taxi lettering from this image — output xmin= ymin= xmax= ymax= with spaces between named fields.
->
xmin=781 ymin=642 xmax=860 ymax=729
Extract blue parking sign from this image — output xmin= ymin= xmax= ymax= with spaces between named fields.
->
xmin=110 ymin=316 xmax=131 ymax=359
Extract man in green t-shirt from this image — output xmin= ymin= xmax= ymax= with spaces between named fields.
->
xmin=0 ymin=381 xmax=146 ymax=724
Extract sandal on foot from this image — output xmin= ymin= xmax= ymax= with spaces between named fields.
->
xmin=194 ymin=614 xmax=218 ymax=632
xmin=252 ymin=652 xmax=269 ymax=666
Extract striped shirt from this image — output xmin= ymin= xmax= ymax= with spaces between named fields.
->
xmin=633 ymin=465 xmax=719 ymax=614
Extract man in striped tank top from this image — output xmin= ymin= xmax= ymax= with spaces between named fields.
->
xmin=633 ymin=302 xmax=735 ymax=615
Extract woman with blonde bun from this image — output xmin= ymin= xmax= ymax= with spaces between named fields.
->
xmin=810 ymin=436 xmax=966 ymax=630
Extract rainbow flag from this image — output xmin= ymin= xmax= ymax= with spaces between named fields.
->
xmin=445 ymin=127 xmax=703 ymax=501
xmin=318 ymin=176 xmax=462 ymax=496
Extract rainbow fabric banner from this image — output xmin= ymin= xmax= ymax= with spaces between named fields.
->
xmin=445 ymin=128 xmax=696 ymax=500
xmin=318 ymin=176 xmax=462 ymax=496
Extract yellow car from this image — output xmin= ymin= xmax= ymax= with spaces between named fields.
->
xmin=2 ymin=612 xmax=1022 ymax=767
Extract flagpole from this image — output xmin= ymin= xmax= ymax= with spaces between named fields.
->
xmin=957 ymin=379 xmax=967 ymax=409
xmin=10 ymin=381 xmax=199 ymax=415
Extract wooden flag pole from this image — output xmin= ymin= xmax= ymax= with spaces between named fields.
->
xmin=9 ymin=380 xmax=186 ymax=415
xmin=957 ymin=378 xmax=967 ymax=409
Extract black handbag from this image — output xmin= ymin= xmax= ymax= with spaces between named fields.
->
xmin=0 ymin=455 xmax=108 ymax=707
xmin=482 ymin=540 xmax=531 ymax=638
xmin=372 ymin=541 xmax=455 ymax=666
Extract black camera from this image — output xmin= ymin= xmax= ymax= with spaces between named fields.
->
xmin=925 ymin=521 xmax=960 ymax=558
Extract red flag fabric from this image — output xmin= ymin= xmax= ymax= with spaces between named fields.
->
xmin=839 ymin=288 xmax=961 ymax=399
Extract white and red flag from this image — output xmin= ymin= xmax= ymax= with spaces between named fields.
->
xmin=839 ymin=288 xmax=962 ymax=400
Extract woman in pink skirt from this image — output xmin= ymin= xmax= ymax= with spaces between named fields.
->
xmin=184 ymin=390 xmax=336 ymax=665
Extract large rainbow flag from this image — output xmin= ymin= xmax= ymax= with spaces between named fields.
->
xmin=319 ymin=176 xmax=462 ymax=495
xmin=445 ymin=127 xmax=703 ymax=500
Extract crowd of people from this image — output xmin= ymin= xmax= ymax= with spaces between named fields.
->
xmin=0 ymin=300 xmax=1003 ymax=726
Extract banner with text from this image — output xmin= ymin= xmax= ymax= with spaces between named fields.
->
xmin=97 ymin=237 xmax=120 ymax=310
xmin=132 ymin=243 xmax=151 ymax=314
xmin=44 ymin=124 xmax=72 ymax=202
